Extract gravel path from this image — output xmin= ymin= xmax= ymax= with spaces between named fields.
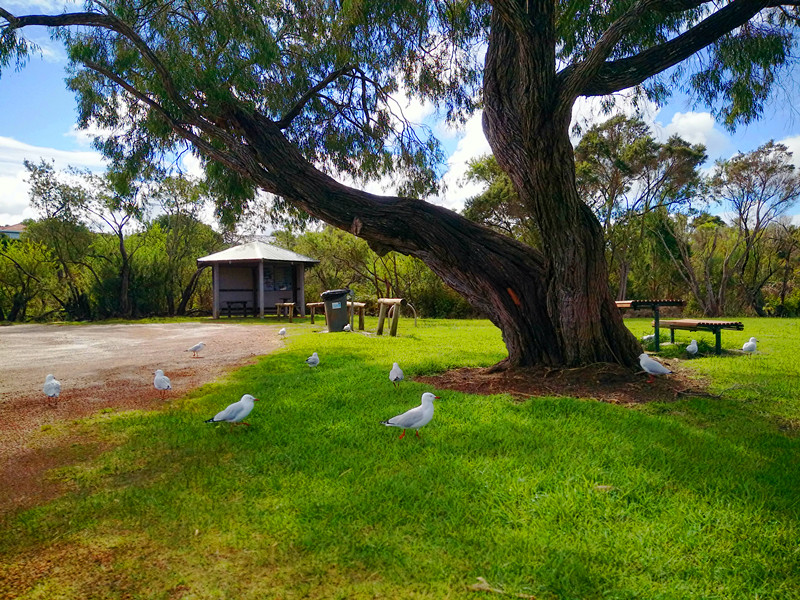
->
xmin=0 ymin=321 xmax=282 ymax=513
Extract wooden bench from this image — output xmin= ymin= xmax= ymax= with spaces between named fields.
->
xmin=305 ymin=301 xmax=366 ymax=330
xmin=616 ymin=299 xmax=686 ymax=351
xmin=224 ymin=300 xmax=249 ymax=318
xmin=275 ymin=302 xmax=295 ymax=322
xmin=306 ymin=302 xmax=325 ymax=325
xmin=654 ymin=319 xmax=744 ymax=355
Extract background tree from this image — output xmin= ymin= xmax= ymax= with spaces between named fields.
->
xmin=462 ymin=155 xmax=537 ymax=246
xmin=4 ymin=2 xmax=800 ymax=366
xmin=146 ymin=176 xmax=224 ymax=315
xmin=0 ymin=238 xmax=59 ymax=321
xmin=574 ymin=116 xmax=706 ymax=299
xmin=710 ymin=140 xmax=800 ymax=314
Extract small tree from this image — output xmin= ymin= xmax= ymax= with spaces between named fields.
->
xmin=711 ymin=140 xmax=800 ymax=314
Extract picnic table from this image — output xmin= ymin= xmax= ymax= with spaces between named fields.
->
xmin=275 ymin=302 xmax=295 ymax=322
xmin=615 ymin=299 xmax=686 ymax=351
xmin=655 ymin=318 xmax=744 ymax=355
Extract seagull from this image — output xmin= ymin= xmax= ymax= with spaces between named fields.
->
xmin=204 ymin=393 xmax=259 ymax=428
xmin=153 ymin=369 xmax=172 ymax=398
xmin=278 ymin=327 xmax=287 ymax=338
xmin=305 ymin=352 xmax=320 ymax=368
xmin=639 ymin=353 xmax=672 ymax=384
xmin=389 ymin=362 xmax=404 ymax=388
xmin=186 ymin=342 xmax=205 ymax=358
xmin=642 ymin=334 xmax=655 ymax=342
xmin=381 ymin=392 xmax=440 ymax=439
xmin=742 ymin=337 xmax=758 ymax=354
xmin=343 ymin=323 xmax=352 ymax=332
xmin=686 ymin=339 xmax=698 ymax=356
xmin=43 ymin=374 xmax=61 ymax=406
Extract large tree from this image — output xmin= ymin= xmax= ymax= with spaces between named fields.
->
xmin=2 ymin=1 xmax=798 ymax=367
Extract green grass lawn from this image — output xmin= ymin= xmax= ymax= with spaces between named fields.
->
xmin=2 ymin=318 xmax=799 ymax=599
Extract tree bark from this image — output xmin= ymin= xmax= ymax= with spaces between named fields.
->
xmin=176 ymin=265 xmax=208 ymax=316
xmin=481 ymin=5 xmax=640 ymax=366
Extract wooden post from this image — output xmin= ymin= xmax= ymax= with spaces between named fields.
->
xmin=376 ymin=298 xmax=407 ymax=336
xmin=212 ymin=263 xmax=220 ymax=319
xmin=653 ymin=305 xmax=661 ymax=351
xmin=715 ymin=328 xmax=721 ymax=355
xmin=377 ymin=302 xmax=388 ymax=335
xmin=390 ymin=305 xmax=400 ymax=337
xmin=258 ymin=261 xmax=265 ymax=318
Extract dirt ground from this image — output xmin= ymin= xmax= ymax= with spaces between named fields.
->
xmin=0 ymin=322 xmax=282 ymax=514
xmin=417 ymin=360 xmax=704 ymax=405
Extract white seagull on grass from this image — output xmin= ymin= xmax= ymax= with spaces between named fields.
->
xmin=639 ymin=353 xmax=672 ymax=384
xmin=204 ymin=394 xmax=259 ymax=428
xmin=305 ymin=352 xmax=320 ymax=368
xmin=343 ymin=323 xmax=352 ymax=332
xmin=742 ymin=337 xmax=758 ymax=354
xmin=153 ymin=369 xmax=172 ymax=398
xmin=686 ymin=339 xmax=698 ymax=356
xmin=279 ymin=327 xmax=287 ymax=338
xmin=389 ymin=362 xmax=404 ymax=388
xmin=381 ymin=392 xmax=440 ymax=439
xmin=642 ymin=334 xmax=655 ymax=342
xmin=186 ymin=342 xmax=205 ymax=358
xmin=43 ymin=374 xmax=61 ymax=406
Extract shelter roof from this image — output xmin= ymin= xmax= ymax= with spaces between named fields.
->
xmin=198 ymin=241 xmax=319 ymax=264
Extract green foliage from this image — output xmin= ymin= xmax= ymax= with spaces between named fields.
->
xmin=461 ymin=154 xmax=539 ymax=246
xmin=2 ymin=318 xmax=800 ymax=598
xmin=292 ymin=225 xmax=477 ymax=318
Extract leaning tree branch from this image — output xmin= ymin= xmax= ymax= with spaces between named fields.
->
xmin=0 ymin=8 xmax=197 ymax=121
xmin=83 ymin=59 xmax=246 ymax=175
xmin=274 ymin=64 xmax=355 ymax=129
xmin=563 ymin=0 xmax=800 ymax=98
xmin=561 ymin=0 xmax=706 ymax=101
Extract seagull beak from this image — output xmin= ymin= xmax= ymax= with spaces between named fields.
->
xmin=435 ymin=395 xmax=441 ymax=399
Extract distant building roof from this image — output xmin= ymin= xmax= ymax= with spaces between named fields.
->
xmin=198 ymin=241 xmax=319 ymax=264
xmin=0 ymin=223 xmax=26 ymax=239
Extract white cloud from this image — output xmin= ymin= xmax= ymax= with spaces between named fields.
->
xmin=432 ymin=111 xmax=491 ymax=212
xmin=654 ymin=111 xmax=731 ymax=160
xmin=0 ymin=135 xmax=106 ymax=225
xmin=778 ymin=135 xmax=800 ymax=169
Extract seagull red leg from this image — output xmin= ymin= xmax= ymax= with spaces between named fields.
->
xmin=398 ymin=430 xmax=406 ymax=439
xmin=415 ymin=430 xmax=421 ymax=438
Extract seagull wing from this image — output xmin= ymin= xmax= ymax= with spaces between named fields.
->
xmin=43 ymin=380 xmax=61 ymax=397
xmin=383 ymin=404 xmax=432 ymax=429
xmin=213 ymin=400 xmax=244 ymax=422
xmin=642 ymin=356 xmax=672 ymax=375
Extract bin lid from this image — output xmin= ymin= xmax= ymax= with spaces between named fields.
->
xmin=321 ymin=288 xmax=351 ymax=300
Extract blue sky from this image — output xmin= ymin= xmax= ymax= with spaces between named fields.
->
xmin=2 ymin=3 xmax=800 ymax=227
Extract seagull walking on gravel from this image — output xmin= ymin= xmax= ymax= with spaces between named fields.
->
xmin=686 ymin=339 xmax=698 ymax=356
xmin=204 ymin=394 xmax=259 ymax=428
xmin=389 ymin=362 xmax=404 ymax=388
xmin=381 ymin=392 xmax=440 ymax=439
xmin=43 ymin=374 xmax=61 ymax=406
xmin=639 ymin=353 xmax=672 ymax=384
xmin=153 ymin=369 xmax=172 ymax=398
xmin=305 ymin=352 xmax=320 ymax=368
xmin=742 ymin=337 xmax=758 ymax=354
xmin=186 ymin=342 xmax=205 ymax=358
xmin=279 ymin=327 xmax=287 ymax=338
